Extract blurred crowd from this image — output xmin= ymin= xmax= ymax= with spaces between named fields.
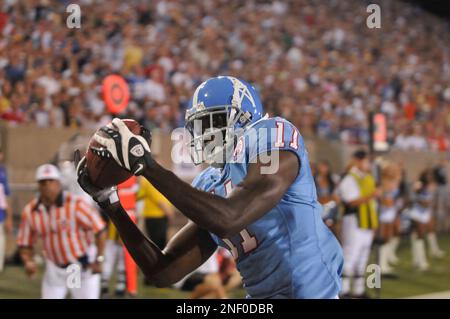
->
xmin=0 ymin=0 xmax=449 ymax=151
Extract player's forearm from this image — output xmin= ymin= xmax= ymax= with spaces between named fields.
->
xmin=103 ymin=203 xmax=170 ymax=279
xmin=143 ymin=161 xmax=258 ymax=238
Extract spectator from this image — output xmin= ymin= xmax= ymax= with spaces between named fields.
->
xmin=0 ymin=93 xmax=25 ymax=124
xmin=0 ymin=150 xmax=12 ymax=272
xmin=394 ymin=124 xmax=428 ymax=151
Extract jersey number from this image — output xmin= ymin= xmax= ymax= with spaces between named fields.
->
xmin=222 ymin=180 xmax=258 ymax=259
xmin=223 ymin=229 xmax=257 ymax=260
xmin=275 ymin=121 xmax=299 ymax=149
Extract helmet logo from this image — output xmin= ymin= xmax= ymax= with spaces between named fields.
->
xmin=227 ymin=77 xmax=256 ymax=110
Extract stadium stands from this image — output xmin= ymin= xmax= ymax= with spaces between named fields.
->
xmin=0 ymin=0 xmax=448 ymax=151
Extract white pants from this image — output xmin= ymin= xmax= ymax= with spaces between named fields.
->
xmin=41 ymin=246 xmax=100 ymax=299
xmin=101 ymin=240 xmax=127 ymax=293
xmin=341 ymin=215 xmax=374 ymax=295
xmin=0 ymin=222 xmax=5 ymax=272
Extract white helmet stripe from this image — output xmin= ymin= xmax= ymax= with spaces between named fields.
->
xmin=192 ymin=80 xmax=207 ymax=108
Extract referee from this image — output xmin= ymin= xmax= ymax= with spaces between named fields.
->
xmin=17 ymin=164 xmax=107 ymax=299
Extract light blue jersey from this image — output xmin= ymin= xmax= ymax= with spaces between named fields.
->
xmin=192 ymin=117 xmax=343 ymax=298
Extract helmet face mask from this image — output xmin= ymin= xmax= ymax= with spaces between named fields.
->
xmin=186 ymin=104 xmax=245 ymax=167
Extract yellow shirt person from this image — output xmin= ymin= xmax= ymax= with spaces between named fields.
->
xmin=137 ymin=177 xmax=174 ymax=250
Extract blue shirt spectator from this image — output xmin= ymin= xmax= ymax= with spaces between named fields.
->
xmin=0 ymin=165 xmax=10 ymax=223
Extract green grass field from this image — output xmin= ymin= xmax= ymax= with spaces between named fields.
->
xmin=1 ymin=234 xmax=449 ymax=299
xmin=369 ymin=233 xmax=450 ymax=298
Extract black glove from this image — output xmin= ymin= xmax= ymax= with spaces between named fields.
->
xmin=90 ymin=118 xmax=153 ymax=175
xmin=74 ymin=150 xmax=120 ymax=209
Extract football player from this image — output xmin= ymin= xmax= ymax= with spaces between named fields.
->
xmin=75 ymin=76 xmax=343 ymax=298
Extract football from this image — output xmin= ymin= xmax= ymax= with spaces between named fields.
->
xmin=86 ymin=119 xmax=143 ymax=188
